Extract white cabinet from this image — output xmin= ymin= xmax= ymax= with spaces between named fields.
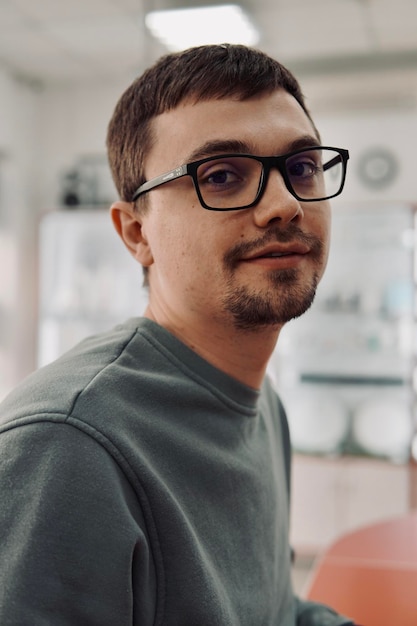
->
xmin=290 ymin=454 xmax=411 ymax=555
xmin=38 ymin=209 xmax=148 ymax=366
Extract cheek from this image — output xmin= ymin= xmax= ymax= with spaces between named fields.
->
xmin=323 ymin=209 xmax=332 ymax=251
xmin=147 ymin=197 xmax=238 ymax=279
xmin=318 ymin=209 xmax=332 ymax=271
xmin=151 ymin=217 xmax=206 ymax=279
xmin=313 ymin=203 xmax=331 ymax=242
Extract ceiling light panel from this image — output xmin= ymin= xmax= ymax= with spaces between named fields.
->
xmin=145 ymin=4 xmax=259 ymax=52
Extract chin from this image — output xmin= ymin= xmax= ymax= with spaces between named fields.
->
xmin=224 ymin=285 xmax=317 ymax=331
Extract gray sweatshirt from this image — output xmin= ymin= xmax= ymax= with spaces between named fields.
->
xmin=0 ymin=317 xmax=353 ymax=625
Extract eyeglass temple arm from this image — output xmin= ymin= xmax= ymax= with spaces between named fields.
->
xmin=133 ymin=164 xmax=188 ymax=200
xmin=323 ymin=154 xmax=343 ymax=172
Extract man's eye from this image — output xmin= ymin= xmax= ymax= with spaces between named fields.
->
xmin=288 ymin=160 xmax=320 ymax=179
xmin=198 ymin=164 xmax=244 ymax=189
xmin=207 ymin=169 xmax=240 ymax=185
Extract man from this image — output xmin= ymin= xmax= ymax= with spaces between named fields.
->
xmin=0 ymin=45 xmax=353 ymax=624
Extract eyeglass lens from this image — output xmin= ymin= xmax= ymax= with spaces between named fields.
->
xmin=195 ymin=148 xmax=344 ymax=209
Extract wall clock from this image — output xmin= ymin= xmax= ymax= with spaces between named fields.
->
xmin=357 ymin=147 xmax=399 ymax=189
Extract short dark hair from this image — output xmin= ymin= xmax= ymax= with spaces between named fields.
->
xmin=106 ymin=44 xmax=315 ymax=204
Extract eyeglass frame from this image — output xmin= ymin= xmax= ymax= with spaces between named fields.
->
xmin=131 ymin=145 xmax=350 ymax=210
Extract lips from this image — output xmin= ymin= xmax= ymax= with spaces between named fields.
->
xmin=223 ymin=226 xmax=324 ymax=272
xmin=242 ymin=242 xmax=310 ymax=261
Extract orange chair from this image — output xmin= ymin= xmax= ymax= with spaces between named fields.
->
xmin=306 ymin=512 xmax=417 ymax=626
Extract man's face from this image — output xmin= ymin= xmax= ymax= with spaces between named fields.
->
xmin=138 ymin=89 xmax=331 ymax=332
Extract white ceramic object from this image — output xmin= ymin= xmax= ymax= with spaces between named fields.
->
xmin=352 ymin=396 xmax=412 ymax=460
xmin=285 ymin=390 xmax=349 ymax=454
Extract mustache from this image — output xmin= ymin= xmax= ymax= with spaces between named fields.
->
xmin=224 ymin=225 xmax=324 ymax=269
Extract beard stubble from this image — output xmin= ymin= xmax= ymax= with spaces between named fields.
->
xmin=221 ymin=225 xmax=325 ymax=331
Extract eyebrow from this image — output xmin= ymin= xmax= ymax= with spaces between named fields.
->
xmin=286 ymin=135 xmax=322 ymax=152
xmin=186 ymin=139 xmax=252 ymax=162
xmin=185 ymin=134 xmax=321 ymax=163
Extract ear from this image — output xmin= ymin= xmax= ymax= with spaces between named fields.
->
xmin=110 ymin=201 xmax=153 ymax=268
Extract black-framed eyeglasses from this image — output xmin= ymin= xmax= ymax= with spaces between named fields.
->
xmin=132 ymin=146 xmax=349 ymax=211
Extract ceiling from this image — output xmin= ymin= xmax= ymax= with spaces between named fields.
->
xmin=1 ymin=0 xmax=417 ymax=111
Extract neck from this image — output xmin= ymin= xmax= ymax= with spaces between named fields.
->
xmin=144 ymin=305 xmax=282 ymax=389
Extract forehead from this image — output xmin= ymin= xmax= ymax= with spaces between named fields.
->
xmin=146 ymin=90 xmax=318 ymax=172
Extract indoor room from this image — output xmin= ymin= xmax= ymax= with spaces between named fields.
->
xmin=0 ymin=1 xmax=416 ymax=624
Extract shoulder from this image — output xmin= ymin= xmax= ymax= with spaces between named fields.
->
xmin=0 ymin=417 xmax=157 ymax=625
xmin=0 ymin=318 xmax=143 ymax=430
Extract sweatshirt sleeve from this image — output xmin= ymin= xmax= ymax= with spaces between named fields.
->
xmin=295 ymin=596 xmax=355 ymax=625
xmin=0 ymin=418 xmax=156 ymax=626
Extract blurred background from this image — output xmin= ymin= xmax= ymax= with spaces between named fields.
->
xmin=1 ymin=0 xmax=417 ymax=566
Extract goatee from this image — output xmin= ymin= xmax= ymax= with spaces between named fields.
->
xmin=222 ymin=225 xmax=324 ymax=331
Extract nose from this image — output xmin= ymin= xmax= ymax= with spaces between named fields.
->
xmin=252 ymin=169 xmax=304 ymax=228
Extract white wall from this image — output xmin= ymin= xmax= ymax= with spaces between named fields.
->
xmin=0 ymin=67 xmax=41 ymax=392
xmin=38 ymin=77 xmax=130 ymax=210
xmin=316 ymin=110 xmax=417 ymax=206
xmin=0 ymin=67 xmax=41 ymax=217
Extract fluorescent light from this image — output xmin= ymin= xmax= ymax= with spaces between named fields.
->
xmin=145 ymin=4 xmax=259 ymax=52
